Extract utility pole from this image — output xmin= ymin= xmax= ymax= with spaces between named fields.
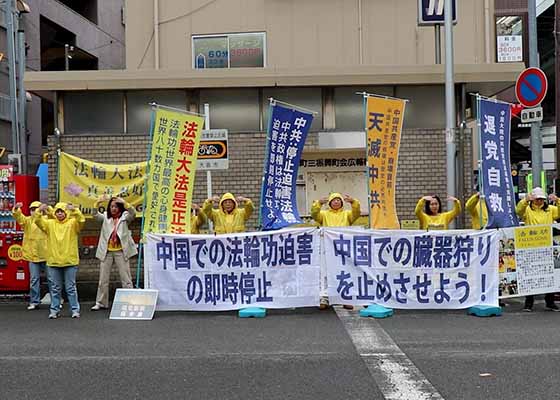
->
xmin=17 ymin=30 xmax=27 ymax=173
xmin=529 ymin=0 xmax=542 ymax=188
xmin=444 ymin=0 xmax=456 ymax=227
xmin=5 ymin=0 xmax=20 ymax=170
xmin=555 ymin=0 xmax=560 ymax=186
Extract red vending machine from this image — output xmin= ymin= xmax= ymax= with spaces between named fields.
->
xmin=0 ymin=166 xmax=39 ymax=292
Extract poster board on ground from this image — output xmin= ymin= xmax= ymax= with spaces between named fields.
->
xmin=109 ymin=289 xmax=159 ymax=320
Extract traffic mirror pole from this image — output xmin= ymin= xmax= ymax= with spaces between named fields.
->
xmin=444 ymin=0 xmax=457 ymax=228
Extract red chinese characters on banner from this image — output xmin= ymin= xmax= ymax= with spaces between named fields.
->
xmin=145 ymin=109 xmax=204 ymax=235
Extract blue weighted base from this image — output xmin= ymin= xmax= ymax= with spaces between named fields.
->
xmin=238 ymin=307 xmax=267 ymax=318
xmin=467 ymin=305 xmax=502 ymax=317
xmin=359 ymin=304 xmax=393 ymax=319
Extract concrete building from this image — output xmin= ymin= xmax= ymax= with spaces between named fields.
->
xmin=24 ymin=0 xmax=524 ymax=286
xmin=0 ymin=0 xmax=124 ymax=169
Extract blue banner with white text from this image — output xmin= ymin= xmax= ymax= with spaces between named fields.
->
xmin=260 ymin=102 xmax=313 ymax=230
xmin=479 ymin=98 xmax=519 ymax=228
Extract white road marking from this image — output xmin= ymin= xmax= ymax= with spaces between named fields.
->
xmin=335 ymin=307 xmax=445 ymax=400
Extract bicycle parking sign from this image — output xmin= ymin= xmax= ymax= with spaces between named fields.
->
xmin=198 ymin=129 xmax=229 ymax=170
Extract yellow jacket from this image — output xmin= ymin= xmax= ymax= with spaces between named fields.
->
xmin=415 ymin=198 xmax=461 ymax=230
xmin=202 ymin=193 xmax=253 ymax=234
xmin=311 ymin=193 xmax=361 ymax=227
xmin=190 ymin=211 xmax=207 ymax=234
xmin=34 ymin=203 xmax=85 ymax=267
xmin=465 ymin=194 xmax=488 ymax=230
xmin=515 ymin=198 xmax=560 ymax=225
xmin=12 ymin=208 xmax=49 ymax=262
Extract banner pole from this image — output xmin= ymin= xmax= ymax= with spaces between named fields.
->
xmin=363 ymin=94 xmax=370 ymax=228
xmin=55 ymin=128 xmax=61 ymax=202
xmin=204 ymin=103 xmax=214 ymax=233
xmin=136 ymin=105 xmax=157 ymax=288
xmin=271 ymin=98 xmax=318 ymax=115
xmin=477 ymin=95 xmax=484 ymax=230
xmin=356 ymin=91 xmax=410 ymax=103
xmin=258 ymin=98 xmax=275 ymax=229
xmin=150 ymin=102 xmax=205 ymax=117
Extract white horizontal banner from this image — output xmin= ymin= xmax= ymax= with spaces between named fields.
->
xmin=144 ymin=228 xmax=321 ymax=311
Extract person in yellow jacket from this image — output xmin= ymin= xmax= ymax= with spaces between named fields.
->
xmin=190 ymin=203 xmax=207 ymax=234
xmin=311 ymin=193 xmax=361 ymax=227
xmin=465 ymin=193 xmax=488 ymax=229
xmin=202 ymin=193 xmax=253 ymax=234
xmin=415 ymin=195 xmax=461 ymax=230
xmin=12 ymin=201 xmax=51 ymax=310
xmin=516 ymin=187 xmax=560 ymax=312
xmin=34 ymin=202 xmax=85 ymax=319
xmin=311 ymin=192 xmax=361 ymax=310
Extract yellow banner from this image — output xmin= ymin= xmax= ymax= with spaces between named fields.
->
xmin=366 ymin=96 xmax=405 ymax=229
xmin=59 ymin=152 xmax=146 ymax=217
xmin=514 ymin=225 xmax=552 ymax=249
xmin=144 ymin=108 xmax=204 ymax=234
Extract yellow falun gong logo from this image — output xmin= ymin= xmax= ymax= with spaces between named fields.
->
xmin=7 ymin=244 xmax=23 ymax=261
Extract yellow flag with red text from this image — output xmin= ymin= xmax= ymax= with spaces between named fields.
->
xmin=144 ymin=108 xmax=204 ymax=234
xmin=366 ymin=96 xmax=405 ymax=229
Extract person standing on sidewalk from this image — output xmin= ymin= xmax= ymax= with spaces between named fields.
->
xmin=190 ymin=203 xmax=207 ymax=234
xmin=465 ymin=192 xmax=488 ymax=230
xmin=516 ymin=187 xmax=560 ymax=312
xmin=415 ymin=195 xmax=461 ymax=230
xmin=311 ymin=192 xmax=361 ymax=310
xmin=90 ymin=195 xmax=137 ymax=311
xmin=202 ymin=193 xmax=253 ymax=234
xmin=34 ymin=202 xmax=85 ymax=319
xmin=12 ymin=201 xmax=51 ymax=310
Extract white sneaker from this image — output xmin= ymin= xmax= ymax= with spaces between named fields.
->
xmin=71 ymin=312 xmax=80 ymax=318
xmin=41 ymin=293 xmax=51 ymax=305
xmin=90 ymin=303 xmax=106 ymax=311
xmin=48 ymin=312 xmax=59 ymax=319
xmin=319 ymin=297 xmax=330 ymax=310
xmin=27 ymin=304 xmax=39 ymax=310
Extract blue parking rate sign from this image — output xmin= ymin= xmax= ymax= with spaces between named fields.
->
xmin=418 ymin=0 xmax=457 ymax=25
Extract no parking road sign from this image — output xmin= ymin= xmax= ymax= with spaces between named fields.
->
xmin=515 ymin=67 xmax=548 ymax=108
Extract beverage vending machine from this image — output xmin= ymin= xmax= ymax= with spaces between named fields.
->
xmin=0 ymin=165 xmax=39 ymax=292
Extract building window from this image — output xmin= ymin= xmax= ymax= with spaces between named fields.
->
xmin=496 ymin=16 xmax=523 ymax=63
xmin=262 ymin=88 xmax=322 ymax=132
xmin=64 ymin=91 xmax=124 ymax=134
xmin=199 ymin=89 xmax=260 ymax=132
xmin=334 ymin=86 xmax=394 ymax=131
xmin=192 ymin=32 xmax=266 ymax=69
xmin=126 ymin=90 xmax=187 ymax=134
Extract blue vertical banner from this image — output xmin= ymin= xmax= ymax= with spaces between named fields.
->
xmin=478 ymin=98 xmax=519 ymax=228
xmin=260 ymin=101 xmax=314 ymax=230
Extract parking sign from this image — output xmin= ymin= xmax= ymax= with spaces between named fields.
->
xmin=418 ymin=0 xmax=457 ymax=25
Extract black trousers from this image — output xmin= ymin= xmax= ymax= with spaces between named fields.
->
xmin=524 ymin=293 xmax=556 ymax=308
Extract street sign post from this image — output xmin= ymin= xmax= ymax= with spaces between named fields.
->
xmin=515 ymin=67 xmax=548 ymax=108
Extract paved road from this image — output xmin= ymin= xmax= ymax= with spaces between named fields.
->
xmin=1 ymin=298 xmax=559 ymax=400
